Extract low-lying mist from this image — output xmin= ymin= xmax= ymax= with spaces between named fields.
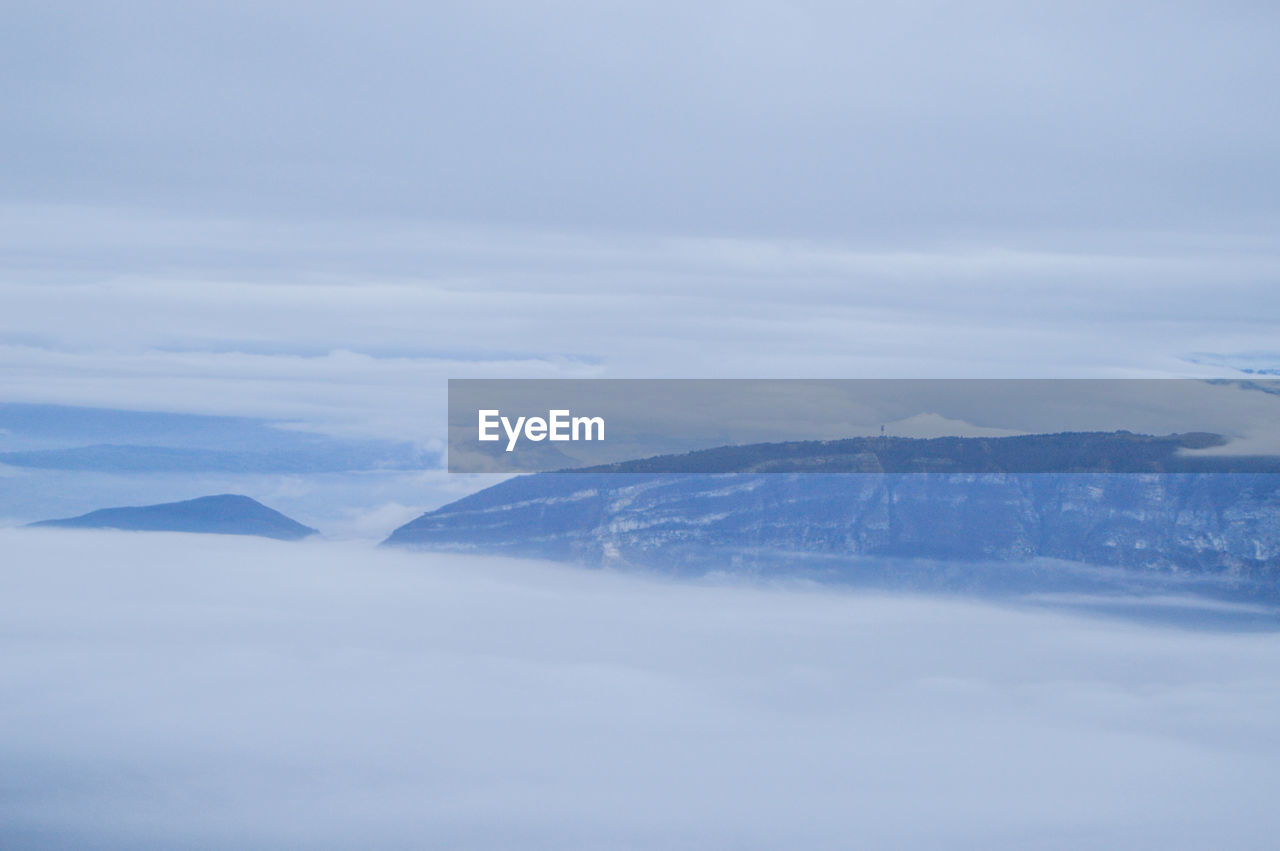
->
xmin=3 ymin=529 xmax=1280 ymax=849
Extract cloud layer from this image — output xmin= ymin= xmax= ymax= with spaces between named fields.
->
xmin=6 ymin=3 xmax=1279 ymax=237
xmin=3 ymin=209 xmax=1278 ymax=442
xmin=3 ymin=529 xmax=1280 ymax=848
xmin=4 ymin=2 xmax=1280 ymax=439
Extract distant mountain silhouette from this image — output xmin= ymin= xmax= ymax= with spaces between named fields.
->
xmin=570 ymin=430 xmax=1257 ymax=474
xmin=30 ymin=494 xmax=317 ymax=540
xmin=0 ymin=442 xmax=434 ymax=474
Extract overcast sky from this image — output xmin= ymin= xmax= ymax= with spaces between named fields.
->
xmin=7 ymin=1 xmax=1280 ymax=237
xmin=3 ymin=1 xmax=1279 ymax=438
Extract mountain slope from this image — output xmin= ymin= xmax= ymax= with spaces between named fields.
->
xmin=385 ymin=433 xmax=1280 ymax=584
xmin=30 ymin=494 xmax=318 ymax=540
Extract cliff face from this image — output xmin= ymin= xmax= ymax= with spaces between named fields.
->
xmin=386 ymin=471 xmax=1280 ymax=580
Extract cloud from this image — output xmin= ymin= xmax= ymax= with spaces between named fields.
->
xmin=2 ymin=4 xmax=1276 ymax=439
xmin=883 ymin=413 xmax=1028 ymax=439
xmin=4 ymin=3 xmax=1279 ymax=238
xmin=2 ymin=529 xmax=1280 ymax=848
xmin=2 ymin=206 xmax=1278 ymax=443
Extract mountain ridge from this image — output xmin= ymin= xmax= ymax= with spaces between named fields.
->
xmin=385 ymin=432 xmax=1280 ymax=587
xmin=30 ymin=494 xmax=318 ymax=540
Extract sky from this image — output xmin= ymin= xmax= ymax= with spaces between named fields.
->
xmin=5 ymin=2 xmax=1279 ymax=236
xmin=2 ymin=1 xmax=1279 ymax=446
xmin=4 ymin=9 xmax=1280 ymax=844
xmin=5 ymin=529 xmax=1280 ymax=849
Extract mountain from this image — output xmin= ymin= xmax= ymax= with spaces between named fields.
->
xmin=0 ymin=442 xmax=435 ymax=474
xmin=30 ymin=494 xmax=318 ymax=540
xmin=384 ymin=432 xmax=1280 ymax=589
xmin=0 ymin=402 xmax=436 ymax=472
xmin=565 ymin=430 xmax=1271 ymax=474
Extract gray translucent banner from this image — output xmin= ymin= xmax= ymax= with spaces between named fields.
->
xmin=448 ymin=378 xmax=1280 ymax=474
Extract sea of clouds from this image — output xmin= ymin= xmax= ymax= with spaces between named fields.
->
xmin=3 ymin=528 xmax=1279 ymax=849
xmin=4 ymin=8 xmax=1280 ymax=844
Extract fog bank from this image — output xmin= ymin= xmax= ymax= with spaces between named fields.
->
xmin=3 ymin=529 xmax=1280 ymax=849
